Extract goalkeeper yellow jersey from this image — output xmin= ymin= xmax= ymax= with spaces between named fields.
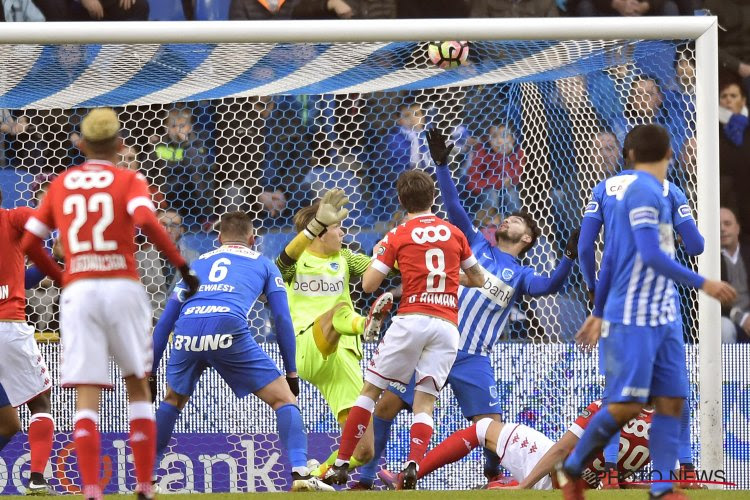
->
xmin=276 ymin=247 xmax=370 ymax=355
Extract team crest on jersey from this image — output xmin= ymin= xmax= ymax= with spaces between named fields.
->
xmin=329 ymin=262 xmax=339 ymax=271
xmin=489 ymin=385 xmax=498 ymax=399
xmin=501 ymin=268 xmax=514 ymax=281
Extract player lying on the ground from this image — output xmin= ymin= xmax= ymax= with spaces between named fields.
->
xmin=150 ymin=211 xmax=333 ymax=492
xmin=577 ymin=125 xmax=704 ymax=487
xmin=380 ymin=399 xmax=656 ymax=491
xmin=275 ymin=189 xmax=393 ymax=475
xmin=323 ymin=169 xmax=486 ymax=490
xmin=352 ymin=127 xmax=578 ymax=490
xmin=0 ymin=190 xmax=55 ymax=495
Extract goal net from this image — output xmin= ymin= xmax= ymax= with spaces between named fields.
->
xmin=0 ymin=18 xmax=732 ymax=492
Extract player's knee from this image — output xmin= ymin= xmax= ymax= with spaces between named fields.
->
xmin=0 ymin=413 xmax=21 ymax=438
xmin=374 ymin=392 xmax=405 ymax=420
xmin=164 ymin=389 xmax=189 ymax=410
xmin=353 ymin=442 xmax=374 ymax=463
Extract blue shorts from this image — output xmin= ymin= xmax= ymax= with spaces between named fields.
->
xmin=0 ymin=382 xmax=10 ymax=408
xmin=167 ymin=317 xmax=282 ymax=399
xmin=387 ymin=350 xmax=500 ymax=419
xmin=602 ymin=321 xmax=689 ymax=404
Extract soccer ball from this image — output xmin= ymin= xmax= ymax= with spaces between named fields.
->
xmin=428 ymin=41 xmax=469 ymax=69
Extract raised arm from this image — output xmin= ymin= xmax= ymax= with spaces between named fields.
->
xmin=427 ymin=128 xmax=474 ymax=237
xmin=525 ymin=229 xmax=579 ymax=296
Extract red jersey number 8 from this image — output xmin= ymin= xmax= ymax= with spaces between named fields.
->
xmin=425 ymin=248 xmax=446 ymax=292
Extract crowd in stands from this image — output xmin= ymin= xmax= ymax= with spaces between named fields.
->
xmin=1 ymin=0 xmax=748 ymax=344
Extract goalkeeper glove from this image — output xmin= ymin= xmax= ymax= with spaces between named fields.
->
xmin=148 ymin=374 xmax=158 ymax=403
xmin=179 ymin=265 xmax=200 ymax=299
xmin=303 ymin=188 xmax=350 ymax=239
xmin=286 ymin=375 xmax=300 ymax=397
xmin=565 ymin=228 xmax=580 ymax=260
xmin=426 ymin=127 xmax=454 ymax=166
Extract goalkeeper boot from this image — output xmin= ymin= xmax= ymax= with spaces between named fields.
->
xmin=291 ymin=471 xmax=335 ymax=492
xmin=377 ymin=468 xmax=397 ymax=490
xmin=600 ymin=463 xmax=620 ymax=489
xmin=26 ymin=473 xmax=53 ymax=496
xmin=400 ymin=461 xmax=418 ymax=490
xmin=363 ymin=292 xmax=394 ymax=341
xmin=555 ymin=462 xmax=586 ymax=500
xmin=322 ymin=462 xmax=349 ymax=486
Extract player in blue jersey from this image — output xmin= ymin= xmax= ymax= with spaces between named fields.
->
xmin=559 ymin=124 xmax=736 ymax=500
xmin=352 ymin=128 xmax=578 ymax=490
xmin=150 ymin=212 xmax=333 ymax=492
xmin=578 ymin=125 xmax=705 ymax=488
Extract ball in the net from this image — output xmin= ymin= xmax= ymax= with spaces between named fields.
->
xmin=428 ymin=41 xmax=469 ymax=69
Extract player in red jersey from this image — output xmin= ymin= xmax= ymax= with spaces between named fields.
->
xmin=21 ymin=108 xmax=199 ymax=500
xmin=397 ymin=399 xmax=654 ymax=491
xmin=323 ymin=169 xmax=485 ymax=489
xmin=0 ymin=191 xmax=56 ymax=495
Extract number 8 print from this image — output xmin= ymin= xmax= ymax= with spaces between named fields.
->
xmin=425 ymin=248 xmax=446 ymax=292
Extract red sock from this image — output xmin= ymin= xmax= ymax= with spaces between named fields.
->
xmin=337 ymin=397 xmax=374 ymax=462
xmin=418 ymin=424 xmax=479 ymax=478
xmin=73 ymin=411 xmax=102 ymax=500
xmin=408 ymin=413 xmax=434 ymax=465
xmin=129 ymin=402 xmax=156 ymax=496
xmin=28 ymin=413 xmax=54 ymax=474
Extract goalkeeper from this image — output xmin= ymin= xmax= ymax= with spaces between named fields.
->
xmin=275 ymin=189 xmax=394 ymax=475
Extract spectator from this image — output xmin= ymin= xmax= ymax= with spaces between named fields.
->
xmin=369 ymin=101 xmax=429 ymax=220
xmin=2 ymin=0 xmax=45 ymax=20
xmin=229 ymin=0 xmax=300 ymax=19
xmin=118 ymin=143 xmax=166 ymax=210
xmin=718 ymin=75 xmax=750 ymax=234
xmin=0 ymin=110 xmax=29 ymax=169
xmin=720 ymin=207 xmax=750 ymax=344
xmin=32 ymin=0 xmax=149 ymax=20
xmin=469 ymin=0 xmax=559 ymax=17
xmin=143 ymin=107 xmax=211 ymax=226
xmin=703 ymin=0 xmax=750 ymax=99
xmin=591 ymin=129 xmax=621 ymax=180
xmin=293 ymin=0 xmax=355 ymax=18
xmin=158 ymin=209 xmax=200 ymax=297
xmin=574 ymin=0 xmax=679 ymax=16
xmin=467 ymin=124 xmax=524 ymax=215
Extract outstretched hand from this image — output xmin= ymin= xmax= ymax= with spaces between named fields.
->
xmin=426 ymin=127 xmax=454 ymax=166
xmin=565 ymin=228 xmax=581 ymax=260
xmin=575 ymin=315 xmax=602 ymax=352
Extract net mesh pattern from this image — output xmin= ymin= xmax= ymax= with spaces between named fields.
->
xmin=0 ymin=37 xmax=710 ymax=492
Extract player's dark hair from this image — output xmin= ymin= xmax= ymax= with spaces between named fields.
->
xmin=622 ymin=125 xmax=645 ymax=163
xmin=628 ymin=124 xmax=671 ymax=163
xmin=219 ymin=211 xmax=253 ymax=239
xmin=294 ymin=200 xmax=320 ymax=233
xmin=719 ymin=71 xmax=747 ymax=100
xmin=397 ymin=170 xmax=434 ymax=213
xmin=503 ymin=211 xmax=540 ymax=256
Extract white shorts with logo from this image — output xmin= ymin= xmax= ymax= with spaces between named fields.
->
xmin=0 ymin=322 xmax=52 ymax=407
xmin=496 ymin=423 xmax=555 ymax=490
xmin=60 ymin=278 xmax=152 ymax=387
xmin=365 ymin=314 xmax=458 ymax=397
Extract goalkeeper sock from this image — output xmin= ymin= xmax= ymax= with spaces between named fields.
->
xmin=276 ymin=404 xmax=307 ymax=471
xmin=129 ymin=402 xmax=156 ymax=497
xmin=649 ymin=413 xmax=681 ymax=496
xmin=332 ymin=305 xmax=366 ymax=336
xmin=73 ymin=410 xmax=102 ymax=500
xmin=335 ymin=395 xmax=375 ymax=466
xmin=678 ymin=402 xmax=692 ymax=465
xmin=155 ymin=401 xmax=181 ymax=464
xmin=28 ymin=413 xmax=54 ymax=475
xmin=603 ymin=425 xmax=621 ymax=465
xmin=563 ymin=408 xmax=619 ymax=477
xmin=418 ymin=421 xmax=478 ymax=478
xmin=359 ymin=416 xmax=393 ymax=483
xmin=408 ymin=413 xmax=434 ymax=465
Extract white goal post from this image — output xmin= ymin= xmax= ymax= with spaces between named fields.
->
xmin=0 ymin=16 xmax=723 ymax=491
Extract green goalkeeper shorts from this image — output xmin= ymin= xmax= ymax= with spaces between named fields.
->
xmin=296 ymin=325 xmax=364 ymax=421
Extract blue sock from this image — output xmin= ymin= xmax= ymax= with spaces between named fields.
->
xmin=359 ymin=416 xmax=393 ymax=484
xmin=483 ymin=447 xmax=501 ymax=479
xmin=603 ymin=429 xmax=621 ymax=465
xmin=563 ymin=408 xmax=620 ymax=476
xmin=678 ymin=402 xmax=692 ymax=465
xmin=0 ymin=434 xmax=12 ymax=452
xmin=155 ymin=401 xmax=181 ymax=467
xmin=650 ymin=413 xmax=681 ymax=495
xmin=276 ymin=404 xmax=307 ymax=470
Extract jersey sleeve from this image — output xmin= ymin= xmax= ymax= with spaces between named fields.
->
xmin=669 ymin=185 xmax=694 ymax=227
xmin=342 ymin=248 xmax=372 ymax=277
xmin=264 ymin=260 xmax=287 ymax=296
xmin=275 ymin=255 xmax=297 ymax=284
xmin=569 ymin=401 xmax=603 ymax=438
xmin=371 ymin=229 xmax=398 ymax=275
xmin=582 ymin=185 xmax=604 ymax=222
xmin=126 ymin=172 xmax=156 ymax=216
xmin=24 ymin=186 xmax=55 ymax=240
xmin=10 ymin=207 xmax=34 ymax=234
xmin=458 ymin=231 xmax=478 ymax=270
